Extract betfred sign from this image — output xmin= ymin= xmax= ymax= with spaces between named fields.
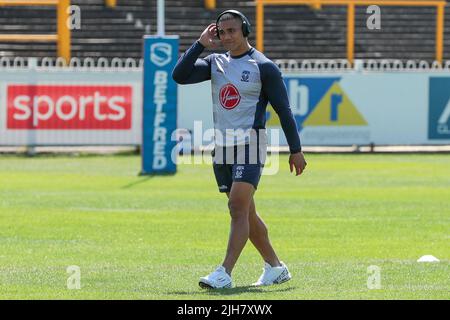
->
xmin=141 ymin=36 xmax=178 ymax=175
xmin=7 ymin=85 xmax=132 ymax=129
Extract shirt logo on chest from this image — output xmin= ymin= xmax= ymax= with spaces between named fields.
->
xmin=241 ymin=70 xmax=250 ymax=82
xmin=219 ymin=83 xmax=241 ymax=110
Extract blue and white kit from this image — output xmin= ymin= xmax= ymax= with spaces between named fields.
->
xmin=172 ymin=41 xmax=302 ymax=191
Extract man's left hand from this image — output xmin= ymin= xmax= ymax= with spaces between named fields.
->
xmin=289 ymin=152 xmax=307 ymax=176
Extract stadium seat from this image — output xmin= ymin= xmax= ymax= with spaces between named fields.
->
xmin=0 ymin=0 xmax=449 ymax=61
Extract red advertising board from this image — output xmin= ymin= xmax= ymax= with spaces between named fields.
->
xmin=7 ymin=85 xmax=132 ymax=129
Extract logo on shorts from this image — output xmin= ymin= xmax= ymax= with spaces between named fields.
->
xmin=235 ymin=165 xmax=244 ymax=179
xmin=219 ymin=83 xmax=241 ymax=110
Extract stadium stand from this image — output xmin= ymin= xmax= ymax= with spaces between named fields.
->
xmin=0 ymin=0 xmax=449 ymax=61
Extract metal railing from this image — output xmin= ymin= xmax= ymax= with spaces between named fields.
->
xmin=204 ymin=0 xmax=216 ymax=10
xmin=275 ymin=58 xmax=450 ymax=72
xmin=0 ymin=0 xmax=71 ymax=63
xmin=0 ymin=56 xmax=143 ymax=70
xmin=256 ymin=0 xmax=447 ymax=65
xmin=105 ymin=0 xmax=116 ymax=7
xmin=2 ymin=56 xmax=449 ymax=73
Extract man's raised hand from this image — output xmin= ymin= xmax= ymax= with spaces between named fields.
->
xmin=198 ymin=24 xmax=221 ymax=50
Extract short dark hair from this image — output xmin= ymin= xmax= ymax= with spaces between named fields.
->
xmin=216 ymin=10 xmax=251 ymax=38
xmin=217 ymin=12 xmax=243 ymax=25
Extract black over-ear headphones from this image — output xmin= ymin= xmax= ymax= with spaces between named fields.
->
xmin=215 ymin=10 xmax=251 ymax=39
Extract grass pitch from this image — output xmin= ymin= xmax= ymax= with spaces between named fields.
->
xmin=0 ymin=153 xmax=449 ymax=299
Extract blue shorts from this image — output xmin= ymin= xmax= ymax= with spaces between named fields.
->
xmin=212 ymin=144 xmax=264 ymax=193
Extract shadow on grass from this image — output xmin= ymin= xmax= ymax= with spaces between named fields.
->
xmin=167 ymin=285 xmax=296 ymax=296
xmin=121 ymin=176 xmax=154 ymax=189
xmin=122 ymin=170 xmax=178 ymax=189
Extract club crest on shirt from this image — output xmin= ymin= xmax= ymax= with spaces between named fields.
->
xmin=241 ymin=70 xmax=250 ymax=82
xmin=219 ymin=83 xmax=241 ymax=110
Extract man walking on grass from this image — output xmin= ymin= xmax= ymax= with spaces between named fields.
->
xmin=172 ymin=10 xmax=307 ymax=289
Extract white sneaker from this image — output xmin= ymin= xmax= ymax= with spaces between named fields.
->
xmin=199 ymin=266 xmax=233 ymax=289
xmin=252 ymin=261 xmax=292 ymax=286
